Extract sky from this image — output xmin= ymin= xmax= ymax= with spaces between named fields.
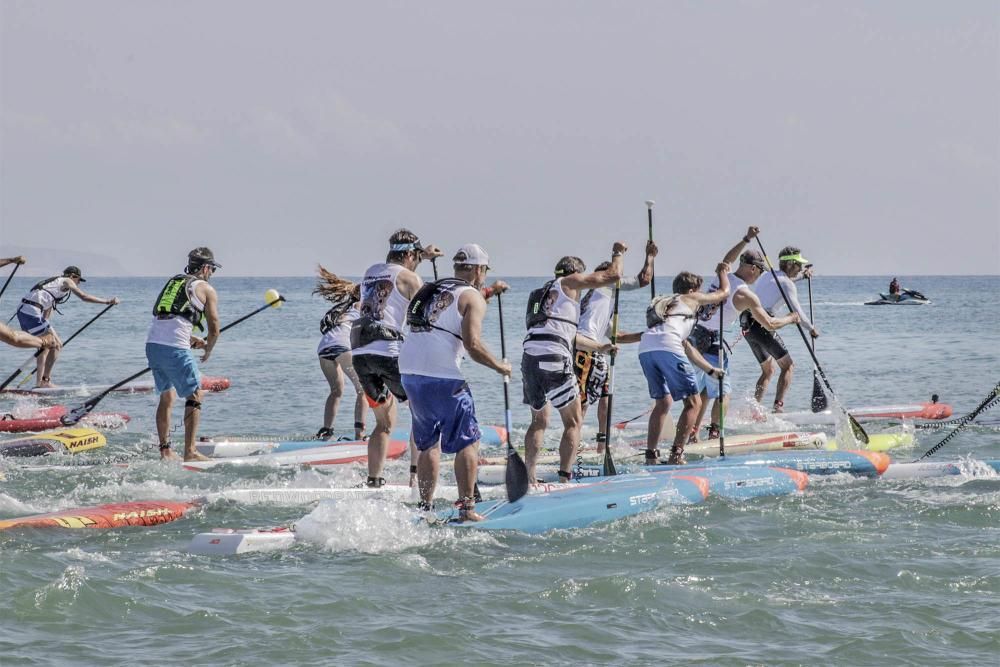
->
xmin=1 ymin=1 xmax=997 ymax=277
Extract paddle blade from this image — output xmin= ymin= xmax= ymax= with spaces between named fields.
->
xmin=848 ymin=413 xmax=869 ymax=445
xmin=505 ymin=450 xmax=530 ymax=502
xmin=60 ymin=404 xmax=93 ymax=426
xmin=811 ymin=372 xmax=828 ymax=412
xmin=602 ymin=449 xmax=617 ymax=477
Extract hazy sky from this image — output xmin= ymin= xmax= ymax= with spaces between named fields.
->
xmin=1 ymin=1 xmax=997 ymax=276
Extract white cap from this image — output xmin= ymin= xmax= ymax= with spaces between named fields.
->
xmin=453 ymin=243 xmax=491 ymax=269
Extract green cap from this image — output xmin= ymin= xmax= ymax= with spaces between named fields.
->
xmin=779 ymin=252 xmax=810 ymax=265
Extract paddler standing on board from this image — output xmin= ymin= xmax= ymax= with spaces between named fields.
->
xmin=351 ymin=230 xmax=443 ymax=488
xmin=522 ymin=243 xmax=627 ymax=483
xmin=14 ymin=266 xmax=119 ymax=388
xmin=638 ymin=265 xmax=730 ymax=465
xmin=689 ymin=228 xmax=800 ymax=440
xmin=747 ymin=247 xmax=817 ymax=412
xmin=574 ymin=240 xmax=657 ymax=452
xmin=146 ymin=248 xmax=221 ymax=461
xmin=398 ymin=244 xmax=510 ymax=520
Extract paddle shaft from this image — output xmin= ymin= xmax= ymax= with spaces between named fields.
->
xmin=917 ymin=381 xmax=1000 ymax=460
xmin=0 ymin=262 xmax=19 ymax=302
xmin=806 ymin=277 xmax=828 ymax=412
xmin=496 ymin=293 xmax=529 ymax=502
xmin=647 ymin=206 xmax=655 ymax=298
xmin=755 ymin=238 xmax=868 ymax=444
xmin=718 ymin=295 xmax=726 ymax=457
xmin=602 ymin=282 xmax=621 ymax=476
xmin=62 ymin=296 xmax=285 ymax=424
xmin=15 ymin=303 xmax=117 ymax=387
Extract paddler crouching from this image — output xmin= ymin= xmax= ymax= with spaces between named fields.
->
xmin=638 ymin=264 xmax=729 ymax=465
xmin=146 ymin=248 xmax=221 ymax=461
xmin=522 ymin=242 xmax=626 ymax=484
xmin=398 ymin=244 xmax=509 ymax=521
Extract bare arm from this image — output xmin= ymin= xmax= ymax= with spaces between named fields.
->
xmin=459 ymin=290 xmax=509 ymax=375
xmin=733 ymin=289 xmax=799 ymax=331
xmin=561 ymin=242 xmax=627 ymax=294
xmin=0 ymin=322 xmax=44 ymax=349
xmin=721 ymin=226 xmax=760 ymax=265
xmin=396 ymin=269 xmax=424 ymax=301
xmin=684 ymin=263 xmax=731 ymax=307
xmin=196 ymin=283 xmax=221 ymax=362
xmin=0 ymin=256 xmax=25 ymax=268
xmin=635 ymin=240 xmax=657 ymax=288
xmin=67 ymin=282 xmax=119 ymax=306
xmin=683 ymin=339 xmax=722 ymax=375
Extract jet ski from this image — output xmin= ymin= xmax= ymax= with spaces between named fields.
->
xmin=865 ymin=288 xmax=930 ymax=306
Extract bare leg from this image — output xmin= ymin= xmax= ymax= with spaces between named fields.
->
xmin=754 ymin=358 xmax=775 ymax=403
xmin=409 ymin=433 xmax=418 ymax=487
xmin=773 ymin=355 xmax=794 ymax=410
xmin=417 ymin=443 xmax=440 ymax=506
xmin=646 ymin=396 xmax=673 ymax=460
xmin=338 ymin=353 xmax=366 ymax=439
xmin=320 ymin=358 xmax=344 ymax=432
xmin=454 ymin=443 xmax=484 ymax=521
xmin=183 ymin=389 xmax=209 ymax=461
xmin=669 ymin=394 xmax=702 ymax=464
xmin=691 ymin=389 xmax=711 ymax=437
xmin=41 ymin=346 xmax=59 ymax=386
xmin=524 ymin=405 xmax=549 ymax=483
xmin=556 ymin=400 xmax=582 ymax=481
xmin=367 ymin=396 xmax=397 ymax=479
xmin=156 ymin=390 xmax=179 ymax=460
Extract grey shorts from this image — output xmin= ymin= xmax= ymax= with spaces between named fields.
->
xmin=521 ymin=353 xmax=579 ymax=411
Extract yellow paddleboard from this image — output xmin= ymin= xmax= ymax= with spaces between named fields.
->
xmin=825 ymin=432 xmax=914 ymax=453
xmin=0 ymin=428 xmax=106 ymax=456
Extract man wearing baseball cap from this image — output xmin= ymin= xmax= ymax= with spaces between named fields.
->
xmin=688 ymin=228 xmax=800 ymax=443
xmin=15 ymin=265 xmax=120 ymax=388
xmin=747 ymin=246 xmax=818 ymax=412
xmin=398 ymin=244 xmax=510 ymax=520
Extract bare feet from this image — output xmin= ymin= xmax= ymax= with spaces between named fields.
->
xmin=159 ymin=446 xmax=180 ymax=461
xmin=459 ymin=508 xmax=485 ymax=522
xmin=183 ymin=450 xmax=212 ymax=462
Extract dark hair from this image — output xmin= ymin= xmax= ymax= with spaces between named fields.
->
xmin=313 ymin=265 xmax=357 ymax=303
xmin=672 ymin=271 xmax=703 ymax=294
xmin=778 ymin=245 xmax=801 ymax=273
xmin=386 ymin=229 xmax=421 ymax=263
xmin=554 ymin=256 xmax=586 ymax=277
xmin=594 ymin=260 xmax=612 ymax=272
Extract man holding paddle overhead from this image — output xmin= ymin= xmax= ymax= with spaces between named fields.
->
xmin=146 ymin=248 xmax=221 ymax=461
xmin=399 ymin=244 xmax=510 ymax=521
xmin=748 ymin=246 xmax=818 ymax=412
xmin=351 ymin=229 xmax=443 ymax=488
xmin=522 ymin=243 xmax=626 ymax=484
xmin=14 ymin=266 xmax=119 ymax=388
xmin=689 ymin=228 xmax=800 ymax=440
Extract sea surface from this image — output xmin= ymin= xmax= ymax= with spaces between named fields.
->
xmin=1 ymin=274 xmax=998 ymax=666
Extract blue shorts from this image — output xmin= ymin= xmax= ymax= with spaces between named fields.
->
xmin=639 ymin=350 xmax=700 ymax=401
xmin=17 ymin=310 xmax=50 ymax=335
xmin=146 ymin=343 xmax=201 ymax=398
xmin=694 ymin=351 xmax=731 ymax=399
xmin=401 ymin=374 xmax=482 ymax=454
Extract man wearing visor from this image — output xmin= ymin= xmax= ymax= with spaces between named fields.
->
xmin=747 ymin=246 xmax=818 ymax=412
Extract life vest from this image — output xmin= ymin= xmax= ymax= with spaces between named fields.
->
xmin=21 ymin=276 xmax=71 ymax=314
xmin=526 ymin=280 xmax=578 ymax=330
xmin=320 ymin=293 xmax=359 ymax=335
xmin=152 ymin=274 xmax=204 ymax=332
xmin=645 ymin=293 xmax=694 ymax=329
xmin=406 ymin=278 xmax=469 ymax=340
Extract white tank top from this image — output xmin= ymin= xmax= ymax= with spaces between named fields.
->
xmin=523 ymin=278 xmax=579 ymax=358
xmin=577 ymin=287 xmax=613 ymax=344
xmin=317 ymin=307 xmax=359 ymax=354
xmin=695 ymin=273 xmax=750 ymax=332
xmin=146 ymin=279 xmax=207 ymax=349
xmin=19 ymin=277 xmax=72 ymax=316
xmin=638 ymin=299 xmax=696 ymax=355
xmin=353 ymin=262 xmax=410 ymax=358
xmin=398 ymin=283 xmax=475 ymax=380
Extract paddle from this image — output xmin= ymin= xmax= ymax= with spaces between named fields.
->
xmin=615 ymin=407 xmax=651 ymax=429
xmin=718 ymin=292 xmax=726 ymax=458
xmin=60 ymin=291 xmax=285 ymax=426
xmin=496 ymin=293 xmax=529 ymax=502
xmin=645 ymin=200 xmax=656 ymax=298
xmin=806 ymin=276 xmax=828 ymax=412
xmin=431 ymin=257 xmax=439 ymax=281
xmin=0 ymin=262 xmax=20 ymax=302
xmin=9 ymin=302 xmax=118 ymax=389
xmin=916 ymin=381 xmax=1000 ymax=460
xmin=755 ymin=238 xmax=869 ymax=445
xmin=602 ymin=282 xmax=622 ymax=476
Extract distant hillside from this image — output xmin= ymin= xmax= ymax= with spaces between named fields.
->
xmin=0 ymin=245 xmax=133 ymax=276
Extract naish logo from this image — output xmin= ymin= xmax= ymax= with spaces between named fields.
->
xmin=112 ymin=508 xmax=173 ymax=521
xmin=65 ymin=435 xmax=101 ymax=450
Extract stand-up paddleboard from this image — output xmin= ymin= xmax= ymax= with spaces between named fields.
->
xmin=825 ymin=432 xmax=914 ymax=452
xmin=0 ymin=500 xmax=199 ymax=530
xmin=190 ymin=527 xmax=298 ymax=555
xmin=0 ymin=428 xmax=106 ymax=457
xmin=880 ymin=459 xmax=1000 ymax=480
xmin=204 ymin=484 xmax=497 ymax=505
xmin=0 ymin=376 xmax=231 ymax=397
xmin=628 ymin=431 xmax=828 ymax=457
xmin=0 ymin=405 xmax=129 ymax=433
xmin=764 ymin=403 xmax=952 ymax=425
xmin=182 ymin=438 xmax=408 ymax=472
xmin=197 ymin=424 xmax=506 ymax=458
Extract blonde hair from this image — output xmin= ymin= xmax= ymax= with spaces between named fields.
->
xmin=313 ymin=265 xmax=359 ymax=303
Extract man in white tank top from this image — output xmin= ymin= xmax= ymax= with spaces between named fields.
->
xmin=688 ymin=228 xmax=800 ymax=439
xmin=638 ymin=264 xmax=730 ymax=465
xmin=521 ymin=241 xmax=627 ymax=484
xmin=15 ymin=265 xmax=120 ymax=388
xmin=145 ymin=248 xmax=221 ymax=461
xmin=350 ymin=229 xmax=443 ymax=488
xmin=399 ymin=244 xmax=510 ymax=521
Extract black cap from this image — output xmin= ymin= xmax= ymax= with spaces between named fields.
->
xmin=188 ymin=247 xmax=221 ymax=269
xmin=63 ymin=266 xmax=86 ymax=282
xmin=739 ymin=250 xmax=767 ymax=271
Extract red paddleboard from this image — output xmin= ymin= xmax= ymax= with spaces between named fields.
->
xmin=0 ymin=376 xmax=231 ymax=396
xmin=0 ymin=500 xmax=200 ymax=530
xmin=0 ymin=405 xmax=130 ymax=433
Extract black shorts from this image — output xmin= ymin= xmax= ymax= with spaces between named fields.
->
xmin=741 ymin=312 xmax=789 ymax=364
xmin=352 ymin=353 xmax=407 ymax=405
xmin=573 ymin=350 xmax=608 ymax=406
xmin=521 ymin=353 xmax=578 ymax=411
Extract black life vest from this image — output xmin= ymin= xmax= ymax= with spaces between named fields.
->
xmin=525 ymin=279 xmax=578 ymax=330
xmin=23 ymin=276 xmax=71 ymax=313
xmin=320 ymin=293 xmax=359 ymax=335
xmin=152 ymin=274 xmax=204 ymax=331
xmin=406 ymin=278 xmax=469 ymax=340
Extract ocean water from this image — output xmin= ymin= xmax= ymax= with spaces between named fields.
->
xmin=1 ymin=274 xmax=998 ymax=666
